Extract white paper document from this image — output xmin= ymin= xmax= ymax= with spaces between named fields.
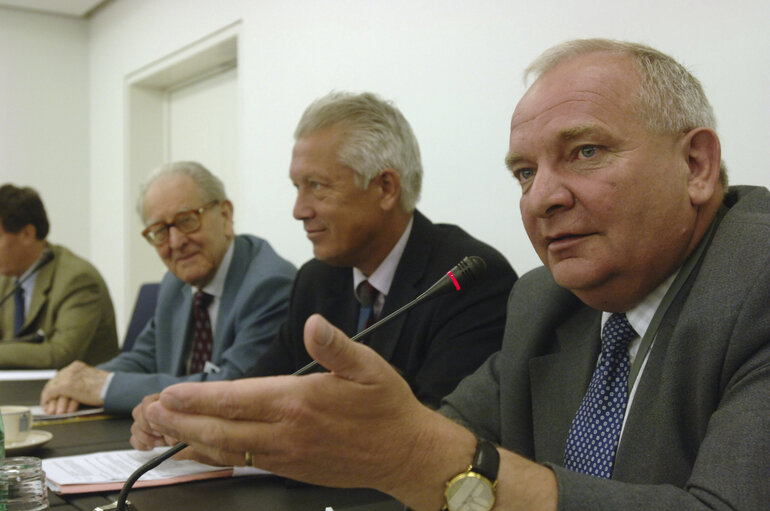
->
xmin=43 ymin=447 xmax=217 ymax=485
xmin=0 ymin=369 xmax=56 ymax=381
xmin=42 ymin=447 xmax=268 ymax=494
xmin=29 ymin=405 xmax=106 ymax=421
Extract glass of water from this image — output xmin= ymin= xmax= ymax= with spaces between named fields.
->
xmin=0 ymin=457 xmax=48 ymax=511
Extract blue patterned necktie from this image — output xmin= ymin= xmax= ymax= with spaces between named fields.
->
xmin=356 ymin=281 xmax=379 ymax=333
xmin=563 ymin=312 xmax=636 ymax=478
xmin=14 ymin=282 xmax=25 ymax=336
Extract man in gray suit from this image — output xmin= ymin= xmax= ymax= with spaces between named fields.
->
xmin=41 ymin=162 xmax=296 ymax=415
xmin=140 ymin=41 xmax=768 ymax=510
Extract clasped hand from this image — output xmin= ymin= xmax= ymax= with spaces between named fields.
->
xmin=40 ymin=361 xmax=108 ymax=414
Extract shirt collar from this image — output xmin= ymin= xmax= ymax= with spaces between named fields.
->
xmin=353 ymin=215 xmax=414 ymax=298
xmin=193 ymin=239 xmax=235 ymax=299
xmin=601 ymin=269 xmax=679 ymax=342
xmin=17 ymin=250 xmax=49 ymax=297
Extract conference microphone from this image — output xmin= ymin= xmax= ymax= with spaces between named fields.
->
xmin=0 ymin=249 xmax=55 ymax=308
xmin=106 ymin=255 xmax=487 ymax=511
xmin=295 ymin=254 xmax=487 ymax=375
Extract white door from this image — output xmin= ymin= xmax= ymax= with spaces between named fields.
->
xmin=167 ymin=66 xmax=238 ymax=194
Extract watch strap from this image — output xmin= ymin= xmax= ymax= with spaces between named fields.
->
xmin=472 ymin=438 xmax=499 ymax=483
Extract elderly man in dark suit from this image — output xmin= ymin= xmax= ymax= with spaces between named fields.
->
xmin=141 ymin=40 xmax=767 ymax=510
xmin=41 ymin=162 xmax=296 ymax=415
xmin=246 ymin=91 xmax=517 ymax=407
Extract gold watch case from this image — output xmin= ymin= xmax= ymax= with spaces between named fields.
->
xmin=444 ymin=469 xmax=496 ymax=511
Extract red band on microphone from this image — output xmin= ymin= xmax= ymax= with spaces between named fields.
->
xmin=447 ymin=271 xmax=461 ymax=291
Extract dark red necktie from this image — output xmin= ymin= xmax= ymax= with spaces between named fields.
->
xmin=188 ymin=291 xmax=214 ymax=374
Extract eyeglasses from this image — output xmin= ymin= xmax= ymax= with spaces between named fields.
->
xmin=141 ymin=201 xmax=219 ymax=246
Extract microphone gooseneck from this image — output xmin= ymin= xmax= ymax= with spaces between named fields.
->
xmin=108 ymin=256 xmax=487 ymax=511
xmin=294 ymin=255 xmax=486 ymax=375
xmin=113 ymin=442 xmax=188 ymax=511
xmin=0 ymin=249 xmax=55 ymax=308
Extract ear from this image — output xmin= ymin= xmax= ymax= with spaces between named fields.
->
xmin=219 ymin=200 xmax=235 ymax=237
xmin=220 ymin=199 xmax=234 ymax=218
xmin=682 ymin=128 xmax=722 ymax=206
xmin=374 ymin=169 xmax=402 ymax=211
xmin=19 ymin=224 xmax=38 ymax=244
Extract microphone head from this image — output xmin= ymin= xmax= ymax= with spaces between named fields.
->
xmin=413 ymin=256 xmax=488 ymax=304
xmin=449 ymin=256 xmax=487 ymax=289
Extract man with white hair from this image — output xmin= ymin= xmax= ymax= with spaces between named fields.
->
xmin=41 ymin=162 xmax=296 ymax=414
xmin=241 ymin=91 xmax=518 ymax=408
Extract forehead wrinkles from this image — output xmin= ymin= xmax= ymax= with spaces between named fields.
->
xmin=144 ymin=182 xmax=202 ymax=224
xmin=516 ymin=56 xmax=639 ymax=129
xmin=514 ymin=85 xmax=628 ymax=125
xmin=510 ymin=87 xmax=634 ymax=156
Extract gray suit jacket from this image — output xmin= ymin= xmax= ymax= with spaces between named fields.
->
xmin=440 ymin=186 xmax=770 ymax=510
xmin=99 ymin=235 xmax=296 ymax=413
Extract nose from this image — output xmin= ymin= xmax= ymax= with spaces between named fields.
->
xmin=522 ymin=164 xmax=574 ymax=218
xmin=292 ymin=189 xmax=314 ymax=221
xmin=167 ymin=225 xmax=188 ymax=249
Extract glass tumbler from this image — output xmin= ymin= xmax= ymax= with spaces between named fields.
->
xmin=0 ymin=457 xmax=48 ymax=511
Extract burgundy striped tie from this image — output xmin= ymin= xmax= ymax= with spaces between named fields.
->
xmin=188 ymin=291 xmax=214 ymax=374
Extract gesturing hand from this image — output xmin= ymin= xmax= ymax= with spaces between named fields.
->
xmin=145 ymin=314 xmax=468 ymax=502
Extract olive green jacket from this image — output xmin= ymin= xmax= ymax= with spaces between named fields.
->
xmin=0 ymin=243 xmax=119 ymax=368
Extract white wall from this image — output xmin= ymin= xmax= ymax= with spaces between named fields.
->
xmin=0 ymin=7 xmax=91 ymax=260
xmin=13 ymin=0 xmax=769 ymax=335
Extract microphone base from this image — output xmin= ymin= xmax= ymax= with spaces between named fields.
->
xmin=93 ymin=501 xmax=137 ymax=511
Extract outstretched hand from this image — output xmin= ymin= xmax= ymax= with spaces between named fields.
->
xmin=145 ymin=314 xmax=473 ymax=508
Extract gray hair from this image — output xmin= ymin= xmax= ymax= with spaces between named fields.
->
xmin=137 ymin=161 xmax=228 ymax=223
xmin=525 ymin=38 xmax=727 ymax=186
xmin=294 ymin=91 xmax=423 ymax=212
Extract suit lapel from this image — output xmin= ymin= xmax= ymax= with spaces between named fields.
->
xmin=613 ymin=259 xmax=698 ymax=479
xmin=0 ymin=279 xmax=15 ymax=338
xmin=365 ymin=212 xmax=430 ymax=361
xmin=214 ymin=237 xmax=244 ymax=358
xmin=332 ymin=270 xmax=359 ymax=337
xmin=529 ymin=306 xmax=601 ymax=463
xmin=170 ymin=284 xmax=193 ymax=374
xmin=21 ymin=254 xmax=56 ymax=335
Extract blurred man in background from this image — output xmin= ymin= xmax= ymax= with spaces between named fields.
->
xmin=0 ymin=183 xmax=118 ymax=368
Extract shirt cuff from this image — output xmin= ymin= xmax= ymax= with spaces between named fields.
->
xmin=100 ymin=372 xmax=115 ymax=402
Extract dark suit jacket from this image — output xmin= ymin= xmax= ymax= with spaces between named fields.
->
xmin=250 ymin=210 xmax=517 ymax=407
xmin=441 ymin=186 xmax=770 ymax=509
xmin=98 ymin=235 xmax=296 ymax=413
xmin=0 ymin=243 xmax=119 ymax=368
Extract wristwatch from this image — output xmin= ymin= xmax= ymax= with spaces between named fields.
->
xmin=443 ymin=438 xmax=499 ymax=511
